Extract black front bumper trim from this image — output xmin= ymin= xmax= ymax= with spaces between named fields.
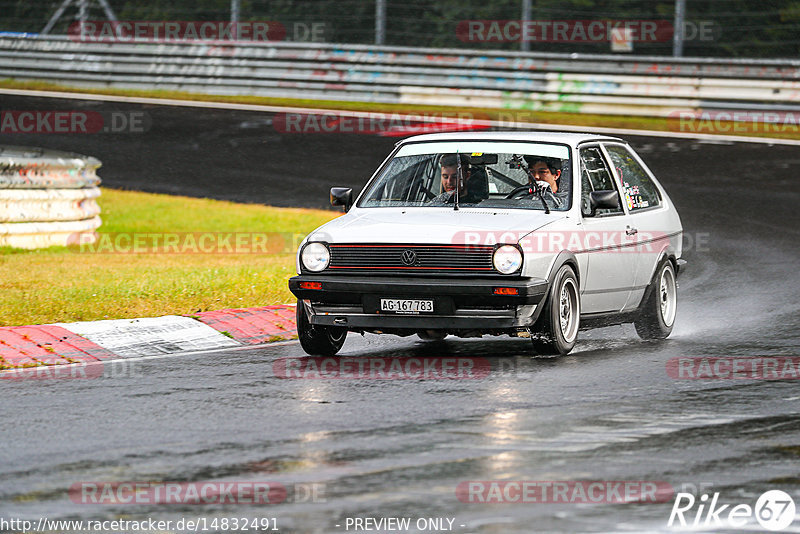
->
xmin=289 ymin=275 xmax=548 ymax=306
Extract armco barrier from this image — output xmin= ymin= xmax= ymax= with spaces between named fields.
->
xmin=0 ymin=35 xmax=799 ymax=119
xmin=0 ymin=145 xmax=102 ymax=248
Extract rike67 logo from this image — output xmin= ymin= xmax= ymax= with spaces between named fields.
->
xmin=669 ymin=490 xmax=796 ymax=531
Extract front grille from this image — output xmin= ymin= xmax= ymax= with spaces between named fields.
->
xmin=327 ymin=244 xmax=496 ymax=273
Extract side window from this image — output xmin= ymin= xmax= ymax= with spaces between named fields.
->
xmin=579 ymin=146 xmax=623 ymax=217
xmin=604 ymin=144 xmax=662 ymax=212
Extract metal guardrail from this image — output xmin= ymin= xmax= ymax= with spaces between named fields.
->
xmin=1 ymin=35 xmax=799 ymax=118
xmin=0 ymin=145 xmax=101 ymax=248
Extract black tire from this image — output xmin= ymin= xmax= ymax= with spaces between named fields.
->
xmin=296 ymin=300 xmax=347 ymax=356
xmin=531 ymin=265 xmax=580 ymax=355
xmin=634 ymin=260 xmax=677 ymax=340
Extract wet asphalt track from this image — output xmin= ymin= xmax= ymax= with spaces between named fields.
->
xmin=1 ymin=94 xmax=800 ymax=533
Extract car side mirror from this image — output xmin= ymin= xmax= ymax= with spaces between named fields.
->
xmin=585 ymin=190 xmax=620 ymax=217
xmin=330 ymin=187 xmax=353 ymax=212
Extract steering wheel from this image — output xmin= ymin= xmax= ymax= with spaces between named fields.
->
xmin=411 ymin=177 xmax=436 ymax=200
xmin=504 ymin=184 xmax=536 ymax=199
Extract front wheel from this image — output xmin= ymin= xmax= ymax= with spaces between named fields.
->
xmin=296 ymin=300 xmax=347 ymax=356
xmin=634 ymin=260 xmax=677 ymax=340
xmin=531 ymin=265 xmax=580 ymax=355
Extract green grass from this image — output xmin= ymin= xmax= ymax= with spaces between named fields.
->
xmin=3 ymin=78 xmax=799 ymax=141
xmin=0 ymin=189 xmax=339 ymax=326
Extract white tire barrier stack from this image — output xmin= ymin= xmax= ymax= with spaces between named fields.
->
xmin=0 ymin=145 xmax=102 ymax=249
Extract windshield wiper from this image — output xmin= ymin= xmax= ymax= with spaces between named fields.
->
xmin=454 ymin=151 xmax=461 ymax=211
xmin=534 ymin=182 xmax=550 ymax=214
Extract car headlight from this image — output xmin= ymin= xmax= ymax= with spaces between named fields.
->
xmin=493 ymin=245 xmax=522 ymax=274
xmin=301 ymin=243 xmax=330 ymax=272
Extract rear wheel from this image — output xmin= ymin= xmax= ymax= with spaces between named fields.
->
xmin=531 ymin=265 xmax=580 ymax=355
xmin=296 ymin=300 xmax=347 ymax=356
xmin=634 ymin=260 xmax=677 ymax=340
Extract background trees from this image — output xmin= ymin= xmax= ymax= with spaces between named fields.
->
xmin=1 ymin=0 xmax=798 ymax=58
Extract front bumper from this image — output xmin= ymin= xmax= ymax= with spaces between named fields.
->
xmin=288 ymin=275 xmax=549 ymax=330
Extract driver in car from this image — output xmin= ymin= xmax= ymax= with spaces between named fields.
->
xmin=430 ymin=153 xmax=482 ymax=204
xmin=525 ymin=156 xmax=562 ymax=193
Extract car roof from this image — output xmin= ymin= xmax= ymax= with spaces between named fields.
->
xmin=396 ymin=131 xmax=624 ymax=147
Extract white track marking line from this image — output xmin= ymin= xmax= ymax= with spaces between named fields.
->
xmin=1 ymin=87 xmax=799 ymax=146
xmin=0 ymin=338 xmax=300 ymax=377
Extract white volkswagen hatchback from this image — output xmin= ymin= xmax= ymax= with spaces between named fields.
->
xmin=289 ymin=132 xmax=685 ymax=356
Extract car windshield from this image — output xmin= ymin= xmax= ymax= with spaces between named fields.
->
xmin=358 ymin=141 xmax=572 ymax=211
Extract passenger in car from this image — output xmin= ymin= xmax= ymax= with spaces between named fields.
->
xmin=430 ymin=153 xmax=483 ymax=204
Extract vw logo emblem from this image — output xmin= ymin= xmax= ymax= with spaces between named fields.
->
xmin=400 ymin=249 xmax=417 ymax=266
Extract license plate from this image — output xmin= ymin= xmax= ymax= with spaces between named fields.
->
xmin=380 ymin=298 xmax=434 ymax=314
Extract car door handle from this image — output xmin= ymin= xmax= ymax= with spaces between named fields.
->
xmin=626 ymin=226 xmax=638 ymax=236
